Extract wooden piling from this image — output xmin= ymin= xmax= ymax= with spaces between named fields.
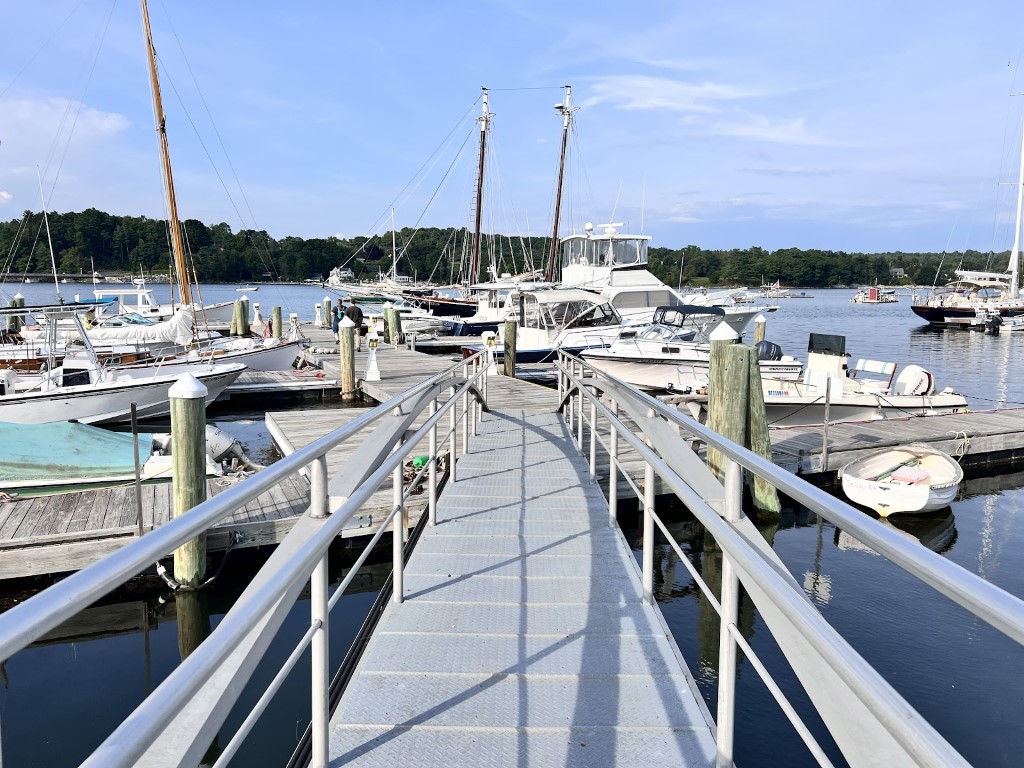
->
xmin=384 ymin=305 xmax=402 ymax=346
xmin=744 ymin=349 xmax=781 ymax=516
xmin=272 ymin=306 xmax=282 ymax=339
xmin=229 ymin=299 xmax=242 ymax=336
xmin=339 ymin=319 xmax=358 ymax=401
xmin=753 ymin=314 xmax=766 ymax=344
xmin=706 ymin=338 xmax=746 ymax=483
xmin=503 ymin=319 xmax=517 ymax=377
xmin=239 ymin=297 xmax=250 ymax=336
xmin=169 ymin=374 xmax=208 ymax=587
xmin=322 ymin=297 xmax=332 ymax=328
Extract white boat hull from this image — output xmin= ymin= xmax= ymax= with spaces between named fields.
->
xmin=840 ymin=446 xmax=963 ymax=516
xmin=583 ymin=349 xmax=802 ymax=392
xmin=0 ymin=364 xmax=245 ymax=425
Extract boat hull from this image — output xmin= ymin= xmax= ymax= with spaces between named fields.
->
xmin=840 ymin=446 xmax=963 ymax=516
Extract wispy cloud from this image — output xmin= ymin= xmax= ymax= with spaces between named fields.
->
xmin=740 ymin=166 xmax=838 ymax=178
xmin=0 ymin=191 xmax=12 ymax=205
xmin=708 ymin=113 xmax=836 ymax=146
xmin=0 ymin=97 xmax=131 ymax=143
xmin=583 ymin=75 xmax=760 ymax=113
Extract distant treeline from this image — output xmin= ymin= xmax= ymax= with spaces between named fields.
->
xmin=0 ymin=207 xmax=1011 ymax=287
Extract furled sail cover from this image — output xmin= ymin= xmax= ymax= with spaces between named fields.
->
xmin=0 ymin=421 xmax=154 ymax=486
xmin=86 ymin=306 xmax=195 ymax=347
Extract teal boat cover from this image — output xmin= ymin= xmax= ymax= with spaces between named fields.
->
xmin=0 ymin=422 xmax=154 ymax=485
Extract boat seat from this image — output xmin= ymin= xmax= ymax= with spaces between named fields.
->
xmin=850 ymin=359 xmax=897 ymax=388
xmin=890 ymin=466 xmax=929 ymax=485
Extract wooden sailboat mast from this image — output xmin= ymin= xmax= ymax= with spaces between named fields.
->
xmin=469 ymin=87 xmax=490 ymax=285
xmin=545 ymin=85 xmax=574 ymax=283
xmin=140 ymin=0 xmax=191 ymax=306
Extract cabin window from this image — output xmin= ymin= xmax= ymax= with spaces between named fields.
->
xmin=612 ymin=289 xmax=674 ymax=309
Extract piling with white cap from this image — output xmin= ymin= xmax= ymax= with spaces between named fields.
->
xmin=169 ymin=373 xmax=209 ymax=586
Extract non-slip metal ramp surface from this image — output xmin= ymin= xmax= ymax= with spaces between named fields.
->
xmin=328 ymin=410 xmax=717 ymax=766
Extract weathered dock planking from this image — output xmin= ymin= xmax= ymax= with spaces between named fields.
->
xmin=0 ymin=475 xmax=310 ymax=580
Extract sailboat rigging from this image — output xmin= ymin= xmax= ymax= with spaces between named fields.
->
xmin=545 ymin=85 xmax=575 ymax=283
xmin=468 ymin=87 xmax=490 ymax=285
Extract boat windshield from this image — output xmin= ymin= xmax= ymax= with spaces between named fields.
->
xmin=561 ymin=237 xmax=647 ymax=268
xmin=96 ymin=312 xmax=155 ymax=327
xmin=544 ymin=301 xmax=620 ymax=329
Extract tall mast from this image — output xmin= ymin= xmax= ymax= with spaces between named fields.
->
xmin=36 ymin=169 xmax=61 ymax=302
xmin=1009 ymin=116 xmax=1024 ymax=299
xmin=545 ymin=85 xmax=574 ymax=283
xmin=140 ymin=0 xmax=191 ymax=305
xmin=391 ymin=207 xmax=398 ymax=282
xmin=469 ymin=87 xmax=490 ymax=285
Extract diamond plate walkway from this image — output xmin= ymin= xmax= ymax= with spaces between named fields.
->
xmin=328 ymin=409 xmax=717 ymax=767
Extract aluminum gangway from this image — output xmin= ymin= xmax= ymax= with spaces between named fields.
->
xmin=1 ymin=350 xmax=1023 ymax=768
xmin=327 ymin=408 xmax=717 ymax=766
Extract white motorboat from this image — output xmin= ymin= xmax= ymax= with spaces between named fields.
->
xmin=474 ymin=289 xmax=622 ymax=363
xmin=761 ymin=333 xmax=968 ymax=427
xmin=852 ymin=286 xmax=898 ymax=304
xmin=582 ymin=305 xmax=802 ymax=392
xmin=840 ymin=445 xmax=963 ymax=516
xmin=90 ymin=286 xmax=236 ymax=326
xmin=0 ymin=303 xmax=245 ymax=424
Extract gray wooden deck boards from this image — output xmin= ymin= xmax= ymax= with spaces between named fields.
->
xmin=328 ymin=410 xmax=717 ymax=767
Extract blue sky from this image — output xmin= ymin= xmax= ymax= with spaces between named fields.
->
xmin=2 ymin=1 xmax=1024 ymax=253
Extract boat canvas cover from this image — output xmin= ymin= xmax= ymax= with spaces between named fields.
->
xmin=87 ymin=306 xmax=195 ymax=347
xmin=0 ymin=422 xmax=154 ymax=486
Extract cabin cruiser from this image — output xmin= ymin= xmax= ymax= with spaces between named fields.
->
xmin=582 ymin=306 xmax=802 ymax=392
xmin=88 ymin=286 xmax=236 ymax=326
xmin=465 ymin=289 xmax=622 ymax=363
xmin=558 ymin=222 xmax=767 ymax=335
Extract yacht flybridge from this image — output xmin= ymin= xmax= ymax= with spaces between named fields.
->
xmin=558 ymin=222 xmax=766 ymax=334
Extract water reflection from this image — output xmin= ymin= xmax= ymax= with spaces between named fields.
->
xmin=835 ymin=509 xmax=957 ymax=557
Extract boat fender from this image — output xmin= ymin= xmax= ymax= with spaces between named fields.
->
xmin=755 ymin=340 xmax=783 ymax=361
xmin=893 ymin=364 xmax=935 ymax=396
xmin=0 ymin=369 xmax=17 ymax=396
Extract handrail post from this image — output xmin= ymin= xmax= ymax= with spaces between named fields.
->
xmin=716 ymin=459 xmax=743 ymax=766
xmin=310 ymin=455 xmax=328 ymax=519
xmin=567 ymin=370 xmax=575 ymax=432
xmin=428 ymin=398 xmax=438 ymax=526
xmin=642 ymin=457 xmax=655 ymax=605
xmin=557 ymin=352 xmax=564 ymax=404
xmin=310 ymin=553 xmax=329 ymax=768
xmin=608 ymin=399 xmax=618 ymax=526
xmin=576 ymin=362 xmax=585 ymax=451
xmin=588 ymin=395 xmax=597 ymax=480
xmin=461 ymin=376 xmax=469 ymax=457
xmin=392 ymin=443 xmax=405 ymax=603
xmin=449 ymin=384 xmax=458 ymax=482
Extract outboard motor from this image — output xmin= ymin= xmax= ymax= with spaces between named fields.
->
xmin=755 ymin=340 xmax=783 ymax=362
xmin=985 ymin=313 xmax=1002 ymax=335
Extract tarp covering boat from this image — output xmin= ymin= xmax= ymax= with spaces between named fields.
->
xmin=0 ymin=421 xmax=154 ymax=487
xmin=85 ymin=305 xmax=195 ymax=347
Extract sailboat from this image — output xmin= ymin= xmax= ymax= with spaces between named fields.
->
xmin=120 ymin=0 xmax=303 ymax=372
xmin=912 ymin=118 xmax=1024 ymax=325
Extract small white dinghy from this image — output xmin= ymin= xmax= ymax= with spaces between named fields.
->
xmin=840 ymin=444 xmax=963 ymax=517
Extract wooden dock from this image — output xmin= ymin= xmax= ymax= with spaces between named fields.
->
xmin=768 ymin=408 xmax=1024 ymax=476
xmin=328 ymin=409 xmax=717 ymax=766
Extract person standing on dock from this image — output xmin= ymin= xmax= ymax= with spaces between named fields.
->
xmin=344 ymin=298 xmax=364 ymax=351
xmin=332 ymin=299 xmax=344 ymax=341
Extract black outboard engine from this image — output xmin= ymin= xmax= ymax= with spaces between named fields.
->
xmin=985 ymin=314 xmax=1002 ymax=335
xmin=755 ymin=340 xmax=783 ymax=361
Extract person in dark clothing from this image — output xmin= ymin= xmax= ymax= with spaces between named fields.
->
xmin=331 ymin=299 xmax=343 ymax=340
xmin=343 ymin=298 xmax=364 ymax=351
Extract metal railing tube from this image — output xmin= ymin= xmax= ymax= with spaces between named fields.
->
xmin=0 ymin=354 xmax=486 ymax=662
xmin=461 ymin=383 xmax=469 ymax=457
xmin=588 ymin=395 xmax=597 ymax=480
xmin=728 ymin=625 xmax=837 ymax=767
xmin=429 ymin=398 xmax=438 ymax=526
xmin=715 ymin=460 xmax=743 ymax=767
xmin=310 ymin=455 xmax=328 ymax=519
xmin=393 ymin=439 xmax=406 ymax=601
xmin=327 ymin=503 xmax=401 ymax=613
xmin=608 ymin=398 xmax=618 ymax=526
xmin=212 ymin=619 xmax=322 ymax=768
xmin=573 ymin=363 xmax=1024 ymax=647
xmin=449 ymin=384 xmax=458 ymax=482
xmin=601 ymin=422 xmax=971 ymax=765
xmin=642 ymin=456 xmax=655 ymax=605
xmin=310 ymin=555 xmax=330 ymax=767
xmin=576 ymin=362 xmax=585 ymax=450
xmin=77 ymin=401 xmax=453 ymax=768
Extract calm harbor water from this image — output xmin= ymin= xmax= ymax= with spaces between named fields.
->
xmin=1 ymin=284 xmax=1022 ymax=766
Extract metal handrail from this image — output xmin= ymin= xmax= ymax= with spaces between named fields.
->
xmin=557 ymin=351 xmax=1024 ymax=767
xmin=0 ymin=350 xmax=492 ymax=768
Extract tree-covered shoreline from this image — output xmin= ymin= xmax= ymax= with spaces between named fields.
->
xmin=0 ymin=208 xmax=1010 ymax=288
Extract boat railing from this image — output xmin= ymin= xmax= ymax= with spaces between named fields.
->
xmin=556 ymin=351 xmax=1024 ymax=767
xmin=0 ymin=350 xmax=493 ymax=768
